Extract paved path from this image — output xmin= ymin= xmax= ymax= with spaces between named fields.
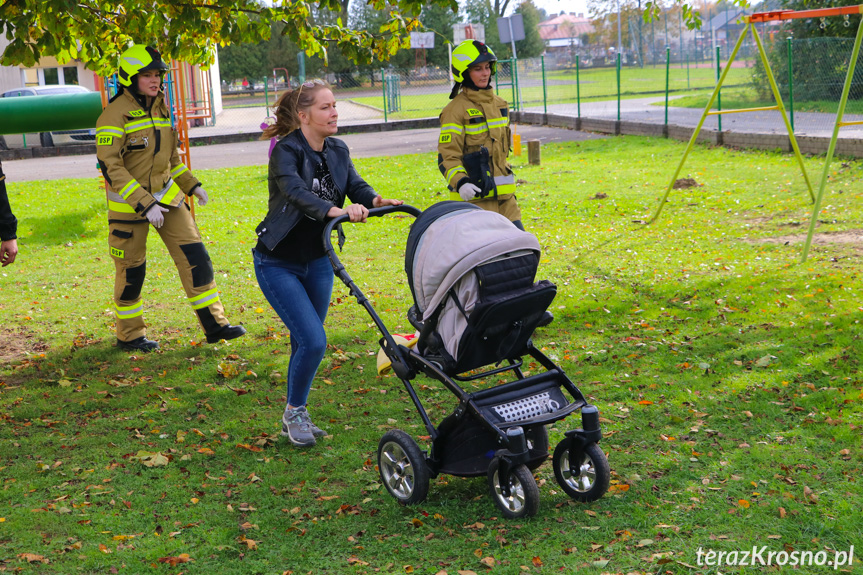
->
xmin=3 ymin=125 xmax=604 ymax=182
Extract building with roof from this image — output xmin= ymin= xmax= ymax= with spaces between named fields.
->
xmin=538 ymin=13 xmax=594 ymax=52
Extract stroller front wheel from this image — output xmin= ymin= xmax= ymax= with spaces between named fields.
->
xmin=378 ymin=430 xmax=430 ymax=505
xmin=487 ymin=458 xmax=540 ymax=519
xmin=552 ymin=441 xmax=610 ymax=502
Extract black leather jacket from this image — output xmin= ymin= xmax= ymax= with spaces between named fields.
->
xmin=255 ymin=130 xmax=378 ymax=251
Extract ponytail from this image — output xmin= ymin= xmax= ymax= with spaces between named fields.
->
xmin=260 ymin=80 xmax=330 ymax=140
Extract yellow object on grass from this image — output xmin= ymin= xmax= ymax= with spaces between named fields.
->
xmin=377 ymin=333 xmax=419 ymax=375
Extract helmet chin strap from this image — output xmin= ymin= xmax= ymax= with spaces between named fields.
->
xmin=449 ymin=75 xmax=492 ymax=99
xmin=448 ymin=82 xmax=462 ymax=100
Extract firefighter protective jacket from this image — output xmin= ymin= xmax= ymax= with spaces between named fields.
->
xmin=438 ymin=87 xmax=515 ymax=201
xmin=96 ymin=89 xmax=200 ymax=221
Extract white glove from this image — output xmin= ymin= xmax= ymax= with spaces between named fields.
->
xmin=458 ymin=182 xmax=481 ymax=201
xmin=193 ymin=186 xmax=209 ymax=206
xmin=146 ymin=205 xmax=169 ymax=228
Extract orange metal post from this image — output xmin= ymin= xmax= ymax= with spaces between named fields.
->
xmin=749 ymin=4 xmax=863 ymax=23
xmin=170 ymin=61 xmax=194 ymax=217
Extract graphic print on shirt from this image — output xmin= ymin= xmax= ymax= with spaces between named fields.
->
xmin=311 ymin=159 xmax=339 ymax=204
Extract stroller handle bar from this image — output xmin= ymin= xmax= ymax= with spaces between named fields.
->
xmin=321 ymin=204 xmax=422 ymax=253
xmin=322 ymin=203 xmax=421 ymax=285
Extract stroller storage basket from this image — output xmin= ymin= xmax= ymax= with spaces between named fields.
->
xmin=471 ymin=370 xmax=584 ymax=428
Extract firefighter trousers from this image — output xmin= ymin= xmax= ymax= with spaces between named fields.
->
xmin=108 ymin=203 xmax=229 ymax=342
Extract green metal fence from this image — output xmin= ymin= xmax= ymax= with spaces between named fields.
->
xmin=4 ymin=37 xmax=863 ymax=148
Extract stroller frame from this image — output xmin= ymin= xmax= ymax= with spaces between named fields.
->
xmin=324 ymin=205 xmax=609 ymax=518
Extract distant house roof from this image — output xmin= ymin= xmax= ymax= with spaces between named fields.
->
xmin=538 ymin=13 xmax=594 ymax=42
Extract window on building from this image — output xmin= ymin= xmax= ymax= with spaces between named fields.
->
xmin=44 ymin=67 xmax=60 ymax=84
xmin=22 ymin=68 xmax=39 ymax=86
xmin=63 ymin=67 xmax=79 ymax=85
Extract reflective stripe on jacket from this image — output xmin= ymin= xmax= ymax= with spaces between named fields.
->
xmin=437 ymin=87 xmax=514 ymax=201
xmin=96 ymin=90 xmax=200 ymax=220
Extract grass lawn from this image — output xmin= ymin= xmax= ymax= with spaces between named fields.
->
xmin=349 ymin=66 xmax=754 ymax=120
xmin=664 ymin=85 xmax=863 ymax=116
xmin=1 ymin=136 xmax=862 ymax=574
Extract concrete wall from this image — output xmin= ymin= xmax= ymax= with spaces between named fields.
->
xmin=0 ymin=37 xmax=21 ymax=92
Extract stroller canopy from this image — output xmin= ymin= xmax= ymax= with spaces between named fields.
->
xmin=405 ymin=201 xmax=541 ymax=320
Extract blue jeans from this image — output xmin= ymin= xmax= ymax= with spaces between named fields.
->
xmin=253 ymin=250 xmax=334 ymax=408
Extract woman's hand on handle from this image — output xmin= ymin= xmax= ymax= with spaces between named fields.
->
xmin=372 ymin=195 xmax=404 ymax=208
xmin=327 ymin=203 xmax=369 ymax=223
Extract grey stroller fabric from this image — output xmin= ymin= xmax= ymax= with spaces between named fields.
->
xmin=410 ymin=209 xmax=540 ymax=359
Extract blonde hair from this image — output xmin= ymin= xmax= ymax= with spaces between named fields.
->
xmin=260 ymin=79 xmax=330 ymax=140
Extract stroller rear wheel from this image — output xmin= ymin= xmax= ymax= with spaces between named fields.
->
xmin=378 ymin=430 xmax=430 ymax=505
xmin=552 ymin=441 xmax=609 ymax=502
xmin=487 ymin=458 xmax=539 ymax=518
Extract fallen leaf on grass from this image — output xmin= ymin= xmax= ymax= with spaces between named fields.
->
xmin=218 ymin=362 xmax=241 ymax=378
xmin=130 ymin=451 xmax=169 ymax=467
xmin=157 ymin=554 xmax=192 ymax=566
xmin=17 ymin=553 xmax=49 ymax=564
xmin=197 ymin=448 xmax=215 ymax=455
xmin=480 ymin=556 xmax=495 ymax=567
xmin=238 ymin=535 xmax=258 ymax=550
xmin=607 ymin=483 xmax=630 ymax=493
xmin=738 ymin=499 xmax=750 ymax=508
xmin=237 ymin=443 xmax=263 ymax=452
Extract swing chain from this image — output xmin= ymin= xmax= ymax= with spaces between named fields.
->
xmin=844 ymin=14 xmax=851 ymax=28
xmin=819 ymin=17 xmax=826 ymax=30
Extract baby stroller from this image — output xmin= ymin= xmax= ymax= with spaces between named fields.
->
xmin=324 ymin=201 xmax=609 ymax=518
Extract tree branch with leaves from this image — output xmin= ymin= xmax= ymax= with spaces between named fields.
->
xmin=0 ymin=0 xmax=458 ymax=73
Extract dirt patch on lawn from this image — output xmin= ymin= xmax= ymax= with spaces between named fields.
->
xmin=745 ymin=229 xmax=863 ymax=247
xmin=0 ymin=327 xmax=49 ymax=364
xmin=673 ymin=178 xmax=701 ymax=189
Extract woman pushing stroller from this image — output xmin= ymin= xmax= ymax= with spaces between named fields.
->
xmin=254 ymin=80 xmax=403 ymax=447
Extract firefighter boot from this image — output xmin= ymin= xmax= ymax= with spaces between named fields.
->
xmin=206 ymin=324 xmax=247 ymax=344
xmin=117 ymin=336 xmax=159 ymax=352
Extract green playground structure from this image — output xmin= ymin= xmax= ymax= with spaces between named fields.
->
xmin=0 ymin=92 xmax=102 ymax=135
xmin=646 ymin=4 xmax=863 ymax=263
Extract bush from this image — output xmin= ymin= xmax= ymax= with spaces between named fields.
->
xmin=752 ymin=36 xmax=863 ymax=103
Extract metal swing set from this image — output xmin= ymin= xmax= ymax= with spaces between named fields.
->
xmin=647 ymin=4 xmax=863 ymax=263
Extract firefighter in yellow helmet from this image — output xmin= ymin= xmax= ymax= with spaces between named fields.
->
xmin=96 ymin=45 xmax=246 ymax=352
xmin=437 ymin=40 xmax=522 ymax=229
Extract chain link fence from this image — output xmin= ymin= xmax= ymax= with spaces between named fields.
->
xmin=4 ymin=36 xmax=863 ymax=149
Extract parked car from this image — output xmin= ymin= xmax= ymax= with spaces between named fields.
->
xmin=0 ymin=85 xmax=96 ymax=147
